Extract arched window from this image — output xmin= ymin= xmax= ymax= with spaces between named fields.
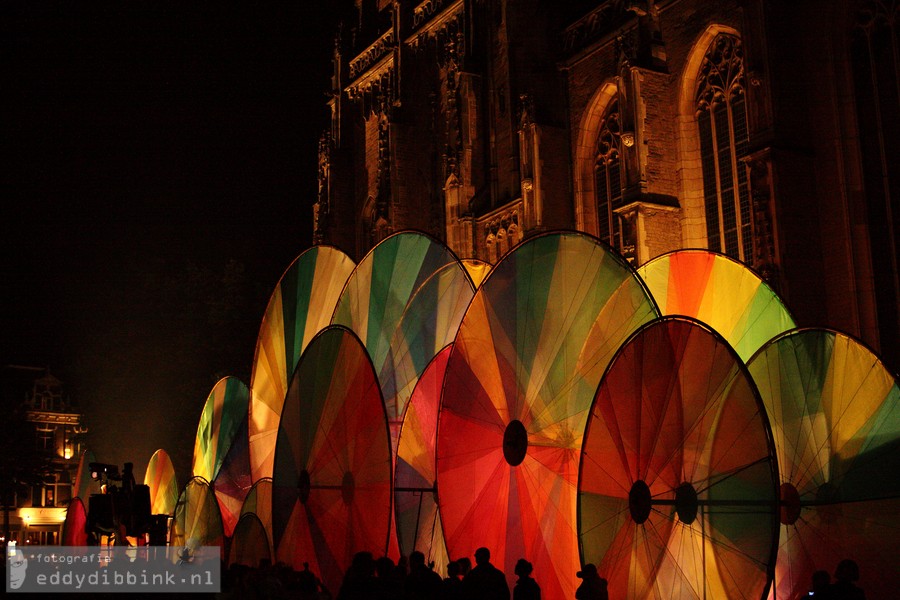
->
xmin=595 ymin=100 xmax=627 ymax=253
xmin=695 ymin=33 xmax=751 ymax=261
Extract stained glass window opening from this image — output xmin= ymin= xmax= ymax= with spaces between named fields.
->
xmin=595 ymin=100 xmax=630 ymax=259
xmin=695 ymin=33 xmax=751 ymax=262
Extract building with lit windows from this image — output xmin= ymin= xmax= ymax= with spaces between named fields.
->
xmin=1 ymin=366 xmax=87 ymax=546
xmin=312 ymin=0 xmax=900 ymax=372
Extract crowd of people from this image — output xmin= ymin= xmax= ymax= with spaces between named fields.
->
xmin=220 ymin=550 xmax=866 ymax=600
xmin=219 ymin=546 xmax=611 ymax=600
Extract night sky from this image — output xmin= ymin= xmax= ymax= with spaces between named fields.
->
xmin=3 ymin=2 xmax=353 ymax=484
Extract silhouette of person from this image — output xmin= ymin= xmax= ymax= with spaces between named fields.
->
xmin=832 ymin=559 xmax=866 ymax=600
xmin=574 ymin=564 xmax=608 ymax=600
xmin=810 ymin=569 xmax=835 ymax=599
xmin=393 ymin=554 xmax=409 ymax=585
xmin=512 ymin=559 xmax=540 ymax=600
xmin=337 ymin=551 xmax=376 ymax=600
xmin=297 ymin=561 xmax=328 ymax=600
xmin=374 ymin=555 xmax=402 ymax=600
xmin=457 ymin=556 xmax=472 ymax=578
xmin=8 ymin=547 xmax=28 ymax=590
xmin=463 ymin=547 xmax=510 ymax=600
xmin=445 ymin=560 xmax=461 ymax=582
xmin=440 ymin=560 xmax=464 ymax=600
xmin=405 ymin=550 xmax=442 ymax=600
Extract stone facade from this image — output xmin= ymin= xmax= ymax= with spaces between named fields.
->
xmin=315 ymin=0 xmax=900 ymax=370
xmin=1 ymin=368 xmax=88 ymax=546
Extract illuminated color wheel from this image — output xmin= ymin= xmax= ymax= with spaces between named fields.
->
xmin=213 ymin=413 xmax=252 ymax=538
xmin=331 ymin=231 xmax=458 ymax=379
xmin=746 ymin=328 xmax=900 ymax=600
xmin=272 ymin=326 xmax=392 ymax=594
xmin=382 ymin=262 xmax=475 ymax=449
xmin=144 ymin=449 xmax=179 ymax=516
xmin=192 ymin=376 xmax=251 ymax=536
xmin=637 ymin=250 xmax=795 ymax=362
xmin=240 ymin=478 xmax=274 ymax=557
xmin=171 ymin=476 xmax=225 ymax=555
xmin=579 ymin=317 xmax=779 ymax=600
xmin=250 ymin=246 xmax=355 ymax=481
xmin=193 ymin=377 xmax=248 ymax=482
xmin=229 ymin=513 xmax=271 ymax=569
xmin=395 ymin=346 xmax=451 ymax=576
xmin=437 ymin=232 xmax=658 ymax=599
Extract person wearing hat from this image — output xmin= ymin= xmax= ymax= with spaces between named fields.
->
xmin=513 ymin=558 xmax=540 ymax=600
xmin=575 ymin=564 xmax=608 ymax=600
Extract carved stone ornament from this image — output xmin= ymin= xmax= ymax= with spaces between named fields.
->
xmin=562 ymin=0 xmax=629 ymax=54
xmin=376 ymin=114 xmax=391 ymax=212
xmin=349 ymin=29 xmax=396 ymax=80
xmin=313 ymin=133 xmax=333 ymax=244
xmin=410 ymin=0 xmax=464 ymax=55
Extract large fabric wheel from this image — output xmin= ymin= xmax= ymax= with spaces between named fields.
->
xmin=213 ymin=414 xmax=252 ymax=538
xmin=228 ymin=513 xmax=271 ymax=569
xmin=579 ymin=317 xmax=779 ymax=600
xmin=144 ymin=449 xmax=179 ymax=516
xmin=637 ymin=250 xmax=795 ymax=362
xmin=382 ymin=263 xmax=475 ymax=450
xmin=395 ymin=346 xmax=452 ymax=576
xmin=331 ymin=231 xmax=458 ymax=384
xmin=170 ymin=476 xmax=224 ymax=556
xmin=437 ymin=232 xmax=658 ymax=599
xmin=192 ymin=376 xmax=251 ymax=536
xmin=272 ymin=326 xmax=392 ymax=595
xmin=240 ymin=478 xmax=274 ymax=558
xmin=193 ymin=377 xmax=248 ymax=482
xmin=249 ymin=246 xmax=355 ymax=481
xmin=747 ymin=329 xmax=900 ymax=600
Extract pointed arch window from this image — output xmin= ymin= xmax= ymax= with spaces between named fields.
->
xmin=696 ymin=34 xmax=751 ymax=261
xmin=595 ymin=100 xmax=628 ymax=255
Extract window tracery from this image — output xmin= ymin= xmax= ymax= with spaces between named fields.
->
xmin=695 ymin=33 xmax=751 ymax=261
xmin=595 ymin=100 xmax=629 ymax=257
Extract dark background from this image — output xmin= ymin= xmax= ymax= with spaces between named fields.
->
xmin=3 ymin=2 xmax=353 ymax=484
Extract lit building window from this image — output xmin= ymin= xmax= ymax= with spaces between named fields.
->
xmin=695 ymin=33 xmax=751 ymax=261
xmin=594 ymin=100 xmax=629 ymax=258
xmin=37 ymin=429 xmax=53 ymax=452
